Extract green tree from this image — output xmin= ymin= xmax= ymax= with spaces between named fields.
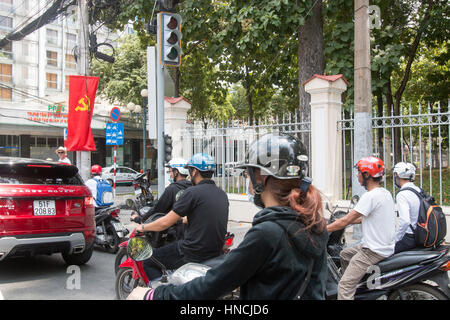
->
xmin=90 ymin=34 xmax=151 ymax=106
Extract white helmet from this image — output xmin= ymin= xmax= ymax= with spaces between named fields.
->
xmin=393 ymin=162 xmax=416 ymax=181
xmin=166 ymin=158 xmax=189 ymax=176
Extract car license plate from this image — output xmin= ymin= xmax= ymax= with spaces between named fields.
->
xmin=112 ymin=221 xmax=125 ymax=232
xmin=33 ymin=200 xmax=56 ymax=216
xmin=134 ymin=188 xmax=142 ymax=195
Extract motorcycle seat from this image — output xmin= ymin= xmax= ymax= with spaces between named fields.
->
xmin=376 ymin=249 xmax=442 ymax=273
xmin=202 ymin=255 xmax=226 ymax=269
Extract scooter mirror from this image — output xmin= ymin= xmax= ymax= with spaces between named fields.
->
xmin=351 ymin=195 xmax=360 ymax=205
xmin=127 ymin=236 xmax=153 ymax=261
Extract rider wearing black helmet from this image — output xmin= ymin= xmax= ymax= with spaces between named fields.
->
xmin=128 ymin=133 xmax=329 ymax=300
xmin=138 ymin=153 xmax=229 ymax=281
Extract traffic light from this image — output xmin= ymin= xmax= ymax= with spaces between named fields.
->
xmin=164 ymin=134 xmax=173 ymax=162
xmin=159 ymin=12 xmax=182 ymax=67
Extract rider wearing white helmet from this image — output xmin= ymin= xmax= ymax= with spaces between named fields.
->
xmin=393 ymin=162 xmax=420 ymax=253
xmin=130 ymin=158 xmax=192 ymax=224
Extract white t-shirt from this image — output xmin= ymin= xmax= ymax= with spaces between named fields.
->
xmin=354 ymin=187 xmax=396 ymax=257
xmin=58 ymin=157 xmax=71 ymax=164
xmin=85 ymin=176 xmax=101 ymax=207
xmin=395 ymin=182 xmax=421 ymax=241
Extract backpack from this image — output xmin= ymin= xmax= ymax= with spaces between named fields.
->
xmin=399 ymin=187 xmax=447 ymax=248
xmin=95 ymin=178 xmax=114 ymax=207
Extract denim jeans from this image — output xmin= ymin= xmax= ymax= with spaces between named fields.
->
xmin=142 ymin=240 xmax=188 ymax=281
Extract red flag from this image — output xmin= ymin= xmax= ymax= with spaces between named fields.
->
xmin=65 ymin=75 xmax=99 ymax=151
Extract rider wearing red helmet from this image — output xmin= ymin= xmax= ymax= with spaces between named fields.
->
xmin=327 ymin=156 xmax=395 ymax=300
xmin=85 ymin=164 xmax=114 ymax=208
xmin=90 ymin=164 xmax=102 ymax=176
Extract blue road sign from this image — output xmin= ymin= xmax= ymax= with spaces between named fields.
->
xmin=106 ymin=122 xmax=123 ymax=145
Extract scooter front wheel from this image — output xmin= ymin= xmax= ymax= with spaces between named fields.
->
xmin=114 ymin=247 xmax=128 ymax=274
xmin=115 ymin=268 xmax=139 ymax=300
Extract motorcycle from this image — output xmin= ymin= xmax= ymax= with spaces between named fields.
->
xmin=94 ymin=206 xmax=129 ymax=254
xmin=325 ymin=196 xmax=450 ymax=300
xmin=125 ymin=170 xmax=155 ymax=212
xmin=114 ymin=210 xmax=184 ymax=274
xmin=115 ymin=230 xmax=235 ymax=300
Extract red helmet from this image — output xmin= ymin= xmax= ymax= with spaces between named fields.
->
xmin=91 ymin=164 xmax=102 ymax=175
xmin=355 ymin=157 xmax=385 ymax=178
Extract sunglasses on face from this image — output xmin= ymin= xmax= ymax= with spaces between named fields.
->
xmin=58 ymin=152 xmax=64 ymax=154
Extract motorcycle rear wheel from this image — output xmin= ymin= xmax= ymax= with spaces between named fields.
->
xmin=104 ymin=226 xmax=120 ymax=254
xmin=387 ymin=283 xmax=448 ymax=300
xmin=115 ymin=268 xmax=139 ymax=300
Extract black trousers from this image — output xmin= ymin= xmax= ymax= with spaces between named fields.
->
xmin=394 ymin=233 xmax=416 ymax=253
xmin=142 ymin=240 xmax=188 ymax=281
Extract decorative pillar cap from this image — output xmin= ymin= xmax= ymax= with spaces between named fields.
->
xmin=303 ymin=74 xmax=349 ymax=87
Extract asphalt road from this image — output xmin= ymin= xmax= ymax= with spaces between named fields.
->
xmin=0 ymin=206 xmax=251 ymax=300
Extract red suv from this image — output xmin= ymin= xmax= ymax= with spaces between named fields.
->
xmin=0 ymin=157 xmax=96 ymax=265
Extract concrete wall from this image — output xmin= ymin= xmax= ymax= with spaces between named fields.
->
xmin=228 ymin=195 xmax=450 ymax=243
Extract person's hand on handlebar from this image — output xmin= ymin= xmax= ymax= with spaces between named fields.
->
xmin=130 ymin=212 xmax=142 ymax=224
xmin=135 ymin=223 xmax=146 ymax=235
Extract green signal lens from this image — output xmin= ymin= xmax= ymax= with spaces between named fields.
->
xmin=167 ymin=47 xmax=178 ymax=60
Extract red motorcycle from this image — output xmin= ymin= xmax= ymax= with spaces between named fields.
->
xmin=114 ymin=225 xmax=234 ymax=300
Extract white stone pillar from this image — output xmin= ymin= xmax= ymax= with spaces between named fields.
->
xmin=163 ymin=97 xmax=191 ymax=186
xmin=304 ymin=74 xmax=348 ymax=202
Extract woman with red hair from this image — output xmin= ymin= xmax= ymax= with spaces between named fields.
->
xmin=128 ymin=133 xmax=329 ymax=300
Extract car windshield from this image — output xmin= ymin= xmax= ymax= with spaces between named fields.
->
xmin=0 ymin=163 xmax=83 ymax=185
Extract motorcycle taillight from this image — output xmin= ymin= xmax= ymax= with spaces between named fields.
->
xmin=133 ymin=183 xmax=139 ymax=189
xmin=225 ymin=233 xmax=235 ymax=247
xmin=111 ymin=208 xmax=120 ymax=217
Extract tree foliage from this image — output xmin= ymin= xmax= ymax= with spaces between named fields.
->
xmin=89 ymin=0 xmax=449 ymax=127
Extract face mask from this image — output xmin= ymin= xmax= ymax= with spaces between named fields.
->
xmin=168 ymin=177 xmax=174 ymax=183
xmin=394 ymin=176 xmax=401 ymax=189
xmin=252 ymin=192 xmax=265 ymax=209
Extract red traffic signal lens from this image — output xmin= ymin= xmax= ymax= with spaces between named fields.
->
xmin=167 ymin=16 xmax=178 ymax=29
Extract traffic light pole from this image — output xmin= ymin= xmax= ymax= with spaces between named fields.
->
xmin=156 ymin=12 xmax=166 ymax=198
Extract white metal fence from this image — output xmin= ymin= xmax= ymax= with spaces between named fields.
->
xmin=183 ymin=101 xmax=449 ymax=205
xmin=338 ymin=101 xmax=449 ymax=205
xmin=183 ymin=112 xmax=311 ymax=195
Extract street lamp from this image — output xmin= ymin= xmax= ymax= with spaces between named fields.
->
xmin=141 ymin=89 xmax=148 ymax=171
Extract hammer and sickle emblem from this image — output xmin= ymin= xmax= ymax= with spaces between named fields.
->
xmin=75 ymin=95 xmax=90 ymax=112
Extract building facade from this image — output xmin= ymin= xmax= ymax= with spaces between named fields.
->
xmin=0 ymin=0 xmax=153 ymax=172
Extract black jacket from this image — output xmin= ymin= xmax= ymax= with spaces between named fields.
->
xmin=153 ymin=206 xmax=329 ymax=300
xmin=141 ymin=179 xmax=192 ymax=222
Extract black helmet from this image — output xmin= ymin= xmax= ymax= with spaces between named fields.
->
xmin=237 ymin=133 xmax=309 ymax=180
xmin=237 ymin=133 xmax=311 ymax=209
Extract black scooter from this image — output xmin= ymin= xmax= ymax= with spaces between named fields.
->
xmin=325 ymin=197 xmax=450 ymax=300
xmin=94 ymin=206 xmax=129 ymax=254
xmin=126 ymin=170 xmax=155 ymax=212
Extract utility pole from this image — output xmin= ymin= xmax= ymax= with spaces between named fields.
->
xmin=156 ymin=12 xmax=165 ymax=197
xmin=76 ymin=0 xmax=91 ymax=181
xmin=353 ymin=0 xmax=373 ymax=239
